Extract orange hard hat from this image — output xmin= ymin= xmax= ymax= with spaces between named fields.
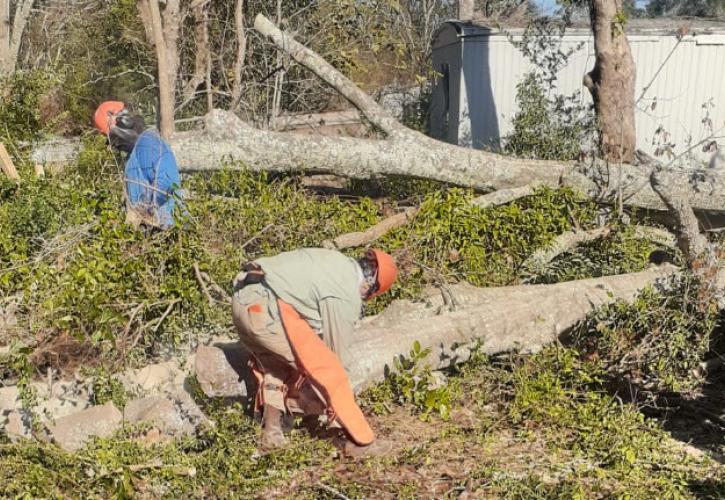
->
xmin=366 ymin=248 xmax=398 ymax=299
xmin=93 ymin=101 xmax=125 ymax=135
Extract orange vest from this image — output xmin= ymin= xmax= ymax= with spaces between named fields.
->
xmin=277 ymin=299 xmax=375 ymax=446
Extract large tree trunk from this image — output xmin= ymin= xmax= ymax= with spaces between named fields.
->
xmin=198 ymin=266 xmax=676 ymax=397
xmin=345 ymin=266 xmax=675 ymax=391
xmin=168 ymin=109 xmax=725 ymax=214
xmin=0 ymin=0 xmax=34 ymax=76
xmin=584 ymin=0 xmax=637 ymax=163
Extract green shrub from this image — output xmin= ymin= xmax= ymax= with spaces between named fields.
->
xmin=361 ymin=340 xmax=458 ymax=420
xmin=572 ymin=274 xmax=717 ymax=392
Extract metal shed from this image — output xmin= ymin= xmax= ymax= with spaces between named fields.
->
xmin=430 ymin=19 xmax=725 ymax=161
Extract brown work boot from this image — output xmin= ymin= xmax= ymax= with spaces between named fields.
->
xmin=338 ymin=437 xmax=393 ymax=458
xmin=260 ymin=406 xmax=287 ymax=451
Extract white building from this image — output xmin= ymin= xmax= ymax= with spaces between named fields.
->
xmin=430 ymin=19 xmax=725 ymax=161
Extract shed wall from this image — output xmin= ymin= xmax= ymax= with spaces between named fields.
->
xmin=432 ymin=30 xmax=725 ymax=161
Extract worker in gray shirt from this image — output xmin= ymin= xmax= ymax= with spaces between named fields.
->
xmin=232 ymin=247 xmax=397 ymax=457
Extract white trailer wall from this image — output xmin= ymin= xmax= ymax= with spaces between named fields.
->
xmin=432 ymin=22 xmax=725 ymax=162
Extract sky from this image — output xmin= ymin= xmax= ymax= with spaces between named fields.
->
xmin=535 ymin=0 xmax=650 ymax=16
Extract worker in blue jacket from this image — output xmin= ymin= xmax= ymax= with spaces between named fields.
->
xmin=93 ymin=101 xmax=184 ymax=229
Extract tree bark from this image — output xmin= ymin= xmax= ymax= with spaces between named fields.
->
xmin=0 ymin=0 xmax=34 ymax=75
xmin=139 ymin=0 xmax=181 ymax=139
xmin=180 ymin=0 xmax=211 ymax=108
xmin=457 ymin=0 xmax=475 ymax=21
xmin=229 ymin=0 xmax=247 ymax=111
xmin=345 ymin=266 xmax=677 ymax=391
xmin=584 ymin=0 xmax=637 ymax=163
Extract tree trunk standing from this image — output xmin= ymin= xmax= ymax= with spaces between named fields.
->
xmin=584 ymin=0 xmax=637 ymax=163
xmin=0 ymin=0 xmax=34 ymax=76
xmin=139 ymin=0 xmax=181 ymax=139
xmin=457 ymin=0 xmax=475 ymax=20
xmin=230 ymin=0 xmax=247 ymax=111
xmin=181 ymin=1 xmax=212 ymax=110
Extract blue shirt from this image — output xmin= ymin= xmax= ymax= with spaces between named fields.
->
xmin=124 ymin=130 xmax=183 ymax=228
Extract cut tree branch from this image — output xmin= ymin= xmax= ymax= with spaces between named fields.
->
xmin=322 ymin=207 xmax=419 ymax=250
xmin=471 ymin=185 xmax=537 ymax=208
xmin=522 ymin=226 xmax=612 ymax=275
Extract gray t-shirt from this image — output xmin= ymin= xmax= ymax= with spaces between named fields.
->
xmin=253 ymin=248 xmax=362 ymax=365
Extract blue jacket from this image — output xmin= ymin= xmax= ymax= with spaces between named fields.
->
xmin=124 ymin=130 xmax=183 ymax=228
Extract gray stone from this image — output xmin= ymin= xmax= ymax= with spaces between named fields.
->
xmin=49 ymin=402 xmax=122 ymax=452
xmin=0 ymin=386 xmax=20 ymax=416
xmin=124 ymin=392 xmax=208 ymax=437
xmin=195 ymin=345 xmax=247 ymax=398
xmin=120 ymin=361 xmax=186 ymax=395
xmin=5 ymin=410 xmax=31 ymax=440
xmin=124 ymin=396 xmax=192 ymax=435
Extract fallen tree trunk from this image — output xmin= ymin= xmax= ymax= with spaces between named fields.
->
xmin=168 ymin=111 xmax=725 ymax=214
xmin=344 ymin=265 xmax=677 ymax=392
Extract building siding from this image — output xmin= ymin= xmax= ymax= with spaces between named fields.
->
xmin=432 ymin=23 xmax=725 ymax=162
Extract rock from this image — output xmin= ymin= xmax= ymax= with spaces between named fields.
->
xmin=195 ymin=345 xmax=248 ymax=398
xmin=49 ymin=402 xmax=122 ymax=452
xmin=120 ymin=361 xmax=186 ymax=395
xmin=5 ymin=410 xmax=31 ymax=440
xmin=138 ymin=427 xmax=168 ymax=448
xmin=124 ymin=392 xmax=208 ymax=437
xmin=124 ymin=396 xmax=192 ymax=435
xmin=0 ymin=386 xmax=21 ymax=416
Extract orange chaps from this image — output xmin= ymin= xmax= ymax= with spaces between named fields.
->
xmin=250 ymin=299 xmax=375 ymax=446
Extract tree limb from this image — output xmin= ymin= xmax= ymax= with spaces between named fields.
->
xmin=471 ymin=185 xmax=537 ymax=208
xmin=322 ymin=207 xmax=419 ymax=250
xmin=253 ymin=14 xmax=405 ymax=137
xmin=521 ymin=226 xmax=612 ymax=275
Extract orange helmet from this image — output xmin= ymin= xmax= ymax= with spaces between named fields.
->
xmin=93 ymin=101 xmax=125 ymax=135
xmin=365 ymin=248 xmax=398 ymax=300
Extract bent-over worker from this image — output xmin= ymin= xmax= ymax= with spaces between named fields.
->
xmin=232 ymin=247 xmax=397 ymax=457
xmin=93 ymin=101 xmax=184 ymax=229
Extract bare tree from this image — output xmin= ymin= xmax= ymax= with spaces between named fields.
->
xmin=138 ymin=0 xmax=181 ymax=139
xmin=0 ymin=0 xmax=34 ymax=75
xmin=583 ymin=0 xmax=637 ymax=162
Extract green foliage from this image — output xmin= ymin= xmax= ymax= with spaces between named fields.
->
xmin=0 ymin=70 xmax=62 ymax=146
xmin=362 ymin=340 xmax=458 ymax=420
xmin=375 ymin=186 xmax=596 ymax=302
xmin=0 ymin=398 xmax=332 ymax=498
xmin=504 ymin=72 xmax=594 ymax=160
xmin=504 ymin=347 xmax=702 ymax=497
xmin=504 ymin=18 xmax=595 ymax=160
xmin=572 ymin=274 xmax=717 ymax=392
xmin=90 ymin=368 xmax=129 ymax=408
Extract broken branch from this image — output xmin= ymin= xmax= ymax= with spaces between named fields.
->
xmin=323 ymin=207 xmax=419 ymax=250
